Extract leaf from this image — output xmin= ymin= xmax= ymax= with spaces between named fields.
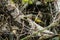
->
xmin=35 ymin=18 xmax=43 ymax=23
xmin=52 ymin=37 xmax=59 ymax=40
xmin=10 ymin=0 xmax=15 ymax=4
xmin=22 ymin=0 xmax=33 ymax=5
xmin=29 ymin=0 xmax=34 ymax=4
xmin=45 ymin=0 xmax=54 ymax=2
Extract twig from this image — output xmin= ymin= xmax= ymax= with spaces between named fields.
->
xmin=21 ymin=17 xmax=60 ymax=40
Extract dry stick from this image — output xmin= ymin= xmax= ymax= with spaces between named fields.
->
xmin=0 ymin=7 xmax=59 ymax=40
xmin=7 ymin=0 xmax=59 ymax=39
xmin=21 ymin=17 xmax=60 ymax=40
xmin=44 ymin=33 xmax=60 ymax=40
xmin=14 ymin=0 xmax=37 ymax=20
xmin=21 ymin=17 xmax=53 ymax=35
xmin=20 ymin=21 xmax=25 ymax=34
xmin=13 ymin=0 xmax=38 ymax=19
xmin=0 ymin=9 xmax=10 ymax=28
xmin=11 ymin=1 xmax=60 ymax=40
xmin=15 ymin=3 xmax=28 ymax=20
xmin=39 ymin=34 xmax=60 ymax=40
xmin=27 ymin=18 xmax=54 ymax=34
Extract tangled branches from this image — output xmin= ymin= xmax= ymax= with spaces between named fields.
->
xmin=0 ymin=0 xmax=60 ymax=40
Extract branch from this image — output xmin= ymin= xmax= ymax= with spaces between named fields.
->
xmin=21 ymin=17 xmax=60 ymax=40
